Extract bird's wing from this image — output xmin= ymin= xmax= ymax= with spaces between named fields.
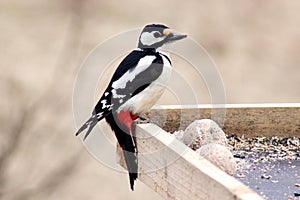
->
xmin=76 ymin=50 xmax=164 ymax=139
xmin=102 ymin=50 xmax=164 ymax=110
xmin=94 ymin=50 xmax=146 ymax=113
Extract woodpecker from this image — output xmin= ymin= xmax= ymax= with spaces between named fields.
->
xmin=75 ymin=24 xmax=187 ymax=190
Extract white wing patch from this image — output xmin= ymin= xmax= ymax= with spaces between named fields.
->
xmin=101 ymin=99 xmax=111 ymax=109
xmin=96 ymin=112 xmax=103 ymax=119
xmin=112 ymin=55 xmax=156 ymax=89
xmin=112 ymin=89 xmax=126 ymax=99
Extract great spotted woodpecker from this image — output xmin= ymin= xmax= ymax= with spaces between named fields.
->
xmin=75 ymin=24 xmax=187 ymax=190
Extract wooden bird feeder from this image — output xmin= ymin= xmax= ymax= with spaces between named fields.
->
xmin=118 ymin=103 xmax=300 ymax=200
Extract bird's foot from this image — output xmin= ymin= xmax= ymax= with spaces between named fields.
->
xmin=135 ymin=116 xmax=150 ymax=124
xmin=134 ymin=116 xmax=160 ymax=126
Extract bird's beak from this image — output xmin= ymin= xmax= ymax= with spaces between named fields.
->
xmin=164 ymin=29 xmax=187 ymax=41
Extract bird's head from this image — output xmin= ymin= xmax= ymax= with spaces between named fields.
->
xmin=138 ymin=24 xmax=187 ymax=50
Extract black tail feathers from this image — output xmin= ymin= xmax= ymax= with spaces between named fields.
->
xmin=76 ymin=111 xmax=138 ymax=190
xmin=129 ymin=172 xmax=138 ymax=191
xmin=123 ymin=147 xmax=138 ymax=190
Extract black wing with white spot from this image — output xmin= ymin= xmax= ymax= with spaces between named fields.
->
xmin=98 ymin=50 xmax=164 ymax=111
xmin=75 ymin=50 xmax=164 ymax=139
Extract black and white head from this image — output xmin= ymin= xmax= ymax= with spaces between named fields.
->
xmin=138 ymin=24 xmax=187 ymax=49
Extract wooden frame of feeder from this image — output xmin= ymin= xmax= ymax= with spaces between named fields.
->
xmin=118 ymin=103 xmax=300 ymax=200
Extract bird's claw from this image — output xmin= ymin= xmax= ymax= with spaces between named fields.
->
xmin=135 ymin=116 xmax=150 ymax=124
xmin=134 ymin=116 xmax=160 ymax=126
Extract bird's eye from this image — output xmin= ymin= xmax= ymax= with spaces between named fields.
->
xmin=153 ymin=31 xmax=161 ymax=38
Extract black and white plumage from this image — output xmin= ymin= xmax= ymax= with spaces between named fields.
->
xmin=75 ymin=24 xmax=187 ymax=190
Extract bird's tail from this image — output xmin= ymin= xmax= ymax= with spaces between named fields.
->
xmin=122 ymin=142 xmax=138 ymax=191
xmin=107 ymin=113 xmax=138 ymax=190
xmin=75 ymin=112 xmax=104 ymax=140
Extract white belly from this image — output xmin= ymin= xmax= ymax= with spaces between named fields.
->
xmin=119 ymin=55 xmax=172 ymax=114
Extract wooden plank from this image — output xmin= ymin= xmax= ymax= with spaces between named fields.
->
xmin=148 ymin=103 xmax=300 ymax=137
xmin=118 ymin=124 xmax=263 ymax=200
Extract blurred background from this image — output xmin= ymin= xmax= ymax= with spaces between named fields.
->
xmin=1 ymin=0 xmax=299 ymax=199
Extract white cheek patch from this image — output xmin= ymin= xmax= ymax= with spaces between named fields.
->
xmin=140 ymin=31 xmax=165 ymax=46
xmin=112 ymin=55 xmax=156 ymax=89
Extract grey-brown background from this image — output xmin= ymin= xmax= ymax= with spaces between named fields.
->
xmin=1 ymin=0 xmax=299 ymax=199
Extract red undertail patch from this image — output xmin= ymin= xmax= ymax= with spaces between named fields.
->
xmin=117 ymin=110 xmax=138 ymax=131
